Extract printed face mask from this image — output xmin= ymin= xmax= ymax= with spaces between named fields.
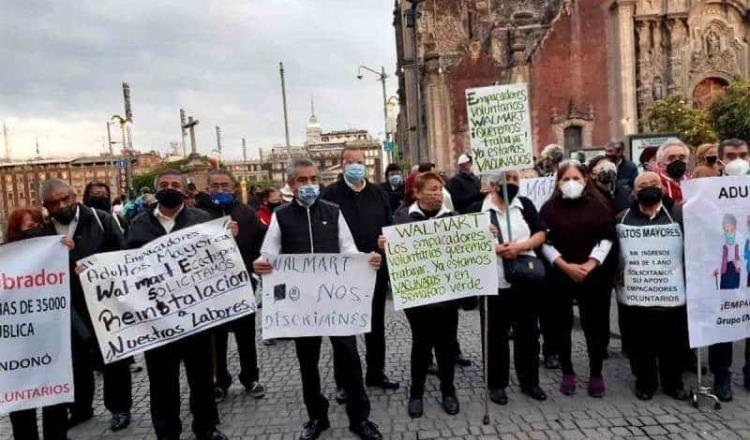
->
xmin=388 ymin=174 xmax=403 ymax=187
xmin=297 ymin=184 xmax=320 ymax=206
xmin=210 ymin=192 xmax=235 ymax=207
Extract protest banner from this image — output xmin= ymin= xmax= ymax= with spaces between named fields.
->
xmin=79 ymin=217 xmax=256 ymax=363
xmin=465 ymin=83 xmax=534 ymax=174
xmin=519 ymin=176 xmax=556 ymax=210
xmin=383 ymin=212 xmax=498 ymax=310
xmin=615 ymin=222 xmax=685 ymax=307
xmin=683 ymin=176 xmax=750 ymax=347
xmin=0 ymin=236 xmax=73 ymax=414
xmin=260 ymin=254 xmax=376 ymax=339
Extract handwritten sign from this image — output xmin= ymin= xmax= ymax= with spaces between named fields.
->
xmin=616 ymin=223 xmax=685 ymax=307
xmin=0 ymin=236 xmax=73 ymax=414
xmin=260 ymin=254 xmax=376 ymax=339
xmin=79 ymin=218 xmax=257 ymax=363
xmin=383 ymin=213 xmax=498 ymax=310
xmin=466 ymin=83 xmax=534 ymax=174
xmin=519 ymin=176 xmax=556 ymax=210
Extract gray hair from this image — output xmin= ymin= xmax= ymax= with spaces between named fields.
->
xmin=207 ymin=169 xmax=237 ymax=186
xmin=287 ymin=158 xmax=317 ymax=184
xmin=41 ymin=178 xmax=74 ymax=201
xmin=154 ymin=169 xmax=188 ymax=188
xmin=541 ymin=144 xmax=564 ymax=163
xmin=482 ymin=170 xmax=518 ymax=186
xmin=656 ymin=138 xmax=690 ymax=163
xmin=723 ymin=213 xmax=737 ymax=228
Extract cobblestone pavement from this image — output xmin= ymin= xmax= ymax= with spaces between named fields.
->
xmin=3 ymin=301 xmax=750 ymax=439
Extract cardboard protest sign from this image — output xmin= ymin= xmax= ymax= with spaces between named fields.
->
xmin=465 ymin=83 xmax=534 ymax=174
xmin=79 ymin=217 xmax=256 ymax=363
xmin=383 ymin=212 xmax=498 ymax=310
xmin=683 ymin=176 xmax=750 ymax=347
xmin=260 ymin=254 xmax=376 ymax=338
xmin=616 ymin=223 xmax=685 ymax=307
xmin=0 ymin=236 xmax=73 ymax=414
xmin=519 ymin=176 xmax=556 ymax=210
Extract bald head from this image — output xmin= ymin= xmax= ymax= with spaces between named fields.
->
xmin=634 ymin=171 xmax=661 ymax=192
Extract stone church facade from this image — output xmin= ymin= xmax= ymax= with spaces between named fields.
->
xmin=393 ymin=0 xmax=750 ymax=171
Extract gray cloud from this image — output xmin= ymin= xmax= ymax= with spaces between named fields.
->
xmin=0 ymin=0 xmax=397 ymax=160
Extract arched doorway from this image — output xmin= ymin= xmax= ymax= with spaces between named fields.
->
xmin=692 ymin=77 xmax=729 ymax=109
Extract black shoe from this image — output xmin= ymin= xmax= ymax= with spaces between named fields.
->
xmin=543 ymin=354 xmax=560 ymax=370
xmin=427 ymin=362 xmax=438 ymax=375
xmin=196 ymin=429 xmax=229 ymax=440
xmin=299 ymin=418 xmax=330 ymax=440
xmin=68 ymin=409 xmax=94 ymax=428
xmin=349 ymin=419 xmax=383 ymax=440
xmin=129 ymin=363 xmax=143 ymax=373
xmin=489 ymin=388 xmax=508 ymax=405
xmin=263 ymin=339 xmax=276 ymax=346
xmin=455 ymin=354 xmax=472 ymax=367
xmin=109 ymin=412 xmax=131 ymax=432
xmin=442 ymin=395 xmax=460 ymax=415
xmin=521 ymin=386 xmax=547 ymax=401
xmin=365 ymin=376 xmax=400 ymax=390
xmin=408 ymin=398 xmax=423 ymax=418
xmin=335 ymin=387 xmax=348 ymax=404
xmin=714 ymin=383 xmax=733 ymax=402
xmin=634 ymin=388 xmax=654 ymax=401
xmin=664 ymin=387 xmax=688 ymax=401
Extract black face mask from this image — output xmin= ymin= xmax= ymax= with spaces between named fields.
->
xmin=267 ymin=202 xmax=282 ymax=211
xmin=637 ymin=187 xmax=663 ymax=207
xmin=156 ymin=188 xmax=185 ymax=209
xmin=497 ymin=183 xmax=519 ymax=203
xmin=51 ymin=205 xmax=76 ymax=225
xmin=87 ymin=196 xmax=111 ymax=212
xmin=666 ymin=160 xmax=687 ymax=179
xmin=19 ymin=227 xmax=47 ymax=240
xmin=705 ymin=156 xmax=718 ymax=166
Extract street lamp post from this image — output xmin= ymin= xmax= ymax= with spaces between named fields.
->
xmin=358 ymin=65 xmax=391 ymax=164
xmin=406 ymin=0 xmax=425 ymax=162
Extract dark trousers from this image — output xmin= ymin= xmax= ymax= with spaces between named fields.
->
xmin=71 ymin=333 xmax=132 ymax=415
xmin=334 ymin=268 xmax=389 ymax=387
xmin=212 ymin=314 xmax=259 ymax=389
xmin=539 ymin=279 xmax=557 ymax=357
xmin=144 ymin=332 xmax=219 ymax=438
xmin=295 ymin=336 xmax=370 ymax=424
xmin=709 ymin=342 xmax=734 ymax=385
xmin=624 ymin=305 xmax=687 ymax=392
xmin=480 ymin=288 xmax=540 ymax=389
xmin=10 ymin=404 xmax=68 ymax=440
xmin=405 ymin=305 xmax=458 ymax=398
xmin=548 ymin=271 xmax=611 ymax=377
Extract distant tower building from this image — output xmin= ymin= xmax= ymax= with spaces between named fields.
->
xmin=305 ymin=96 xmax=322 ymax=145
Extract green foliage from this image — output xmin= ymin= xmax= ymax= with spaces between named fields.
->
xmin=708 ymin=77 xmax=750 ymax=141
xmin=642 ymin=96 xmax=716 ymax=146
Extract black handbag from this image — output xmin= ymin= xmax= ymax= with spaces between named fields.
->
xmin=489 ymin=210 xmax=546 ymax=285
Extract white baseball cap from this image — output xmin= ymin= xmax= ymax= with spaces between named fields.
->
xmin=457 ymin=153 xmax=472 ymax=165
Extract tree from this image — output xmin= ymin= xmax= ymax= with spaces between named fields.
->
xmin=642 ymin=95 xmax=716 ymax=146
xmin=708 ymin=77 xmax=750 ymax=141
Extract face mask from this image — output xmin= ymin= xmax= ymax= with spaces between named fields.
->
xmin=297 ymin=184 xmax=320 ymax=207
xmin=20 ymin=227 xmax=47 ymax=240
xmin=156 ymin=188 xmax=185 ymax=209
xmin=497 ymin=183 xmax=519 ymax=203
xmin=52 ymin=205 xmax=77 ymax=225
xmin=637 ymin=186 xmax=662 ymax=207
xmin=666 ymin=160 xmax=687 ymax=179
xmin=724 ymin=159 xmax=750 ymax=176
xmin=210 ymin=192 xmax=235 ymax=207
xmin=267 ymin=201 xmax=282 ymax=211
xmin=705 ymin=156 xmax=718 ymax=166
xmin=87 ymin=196 xmax=111 ymax=211
xmin=388 ymin=174 xmax=403 ymax=187
xmin=560 ymin=180 xmax=584 ymax=200
xmin=344 ymin=163 xmax=366 ymax=183
xmin=597 ymin=170 xmax=617 ymax=185
xmin=606 ymin=154 xmax=619 ymax=164
xmin=726 ymin=232 xmax=736 ymax=246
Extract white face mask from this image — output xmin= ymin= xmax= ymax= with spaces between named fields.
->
xmin=561 ymin=180 xmax=585 ymax=200
xmin=724 ymin=159 xmax=750 ymax=176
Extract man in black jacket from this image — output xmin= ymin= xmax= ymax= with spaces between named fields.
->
xmin=323 ymin=147 xmax=400 ymax=398
xmin=379 ymin=163 xmax=404 ymax=213
xmin=40 ymin=179 xmax=133 ymax=432
xmin=198 ymin=169 xmax=266 ymax=402
xmin=254 ymin=159 xmax=383 ymax=440
xmin=446 ymin=153 xmax=482 ymax=214
xmin=606 ymin=140 xmax=639 ymax=192
xmin=127 ymin=170 xmax=227 ymax=440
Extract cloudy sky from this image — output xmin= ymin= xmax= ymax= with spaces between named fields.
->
xmin=0 ymin=0 xmax=397 ymax=161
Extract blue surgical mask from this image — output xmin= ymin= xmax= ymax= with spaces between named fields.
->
xmin=344 ymin=163 xmax=367 ymax=183
xmin=388 ymin=174 xmax=403 ymax=187
xmin=210 ymin=192 xmax=235 ymax=207
xmin=297 ymin=184 xmax=320 ymax=207
xmin=726 ymin=232 xmax=736 ymax=246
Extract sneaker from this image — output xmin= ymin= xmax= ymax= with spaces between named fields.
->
xmin=588 ymin=376 xmax=605 ymax=398
xmin=560 ymin=374 xmax=576 ymax=396
xmin=246 ymin=381 xmax=266 ymax=399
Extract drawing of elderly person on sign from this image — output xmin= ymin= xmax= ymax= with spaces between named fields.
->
xmin=714 ymin=213 xmax=741 ymax=290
